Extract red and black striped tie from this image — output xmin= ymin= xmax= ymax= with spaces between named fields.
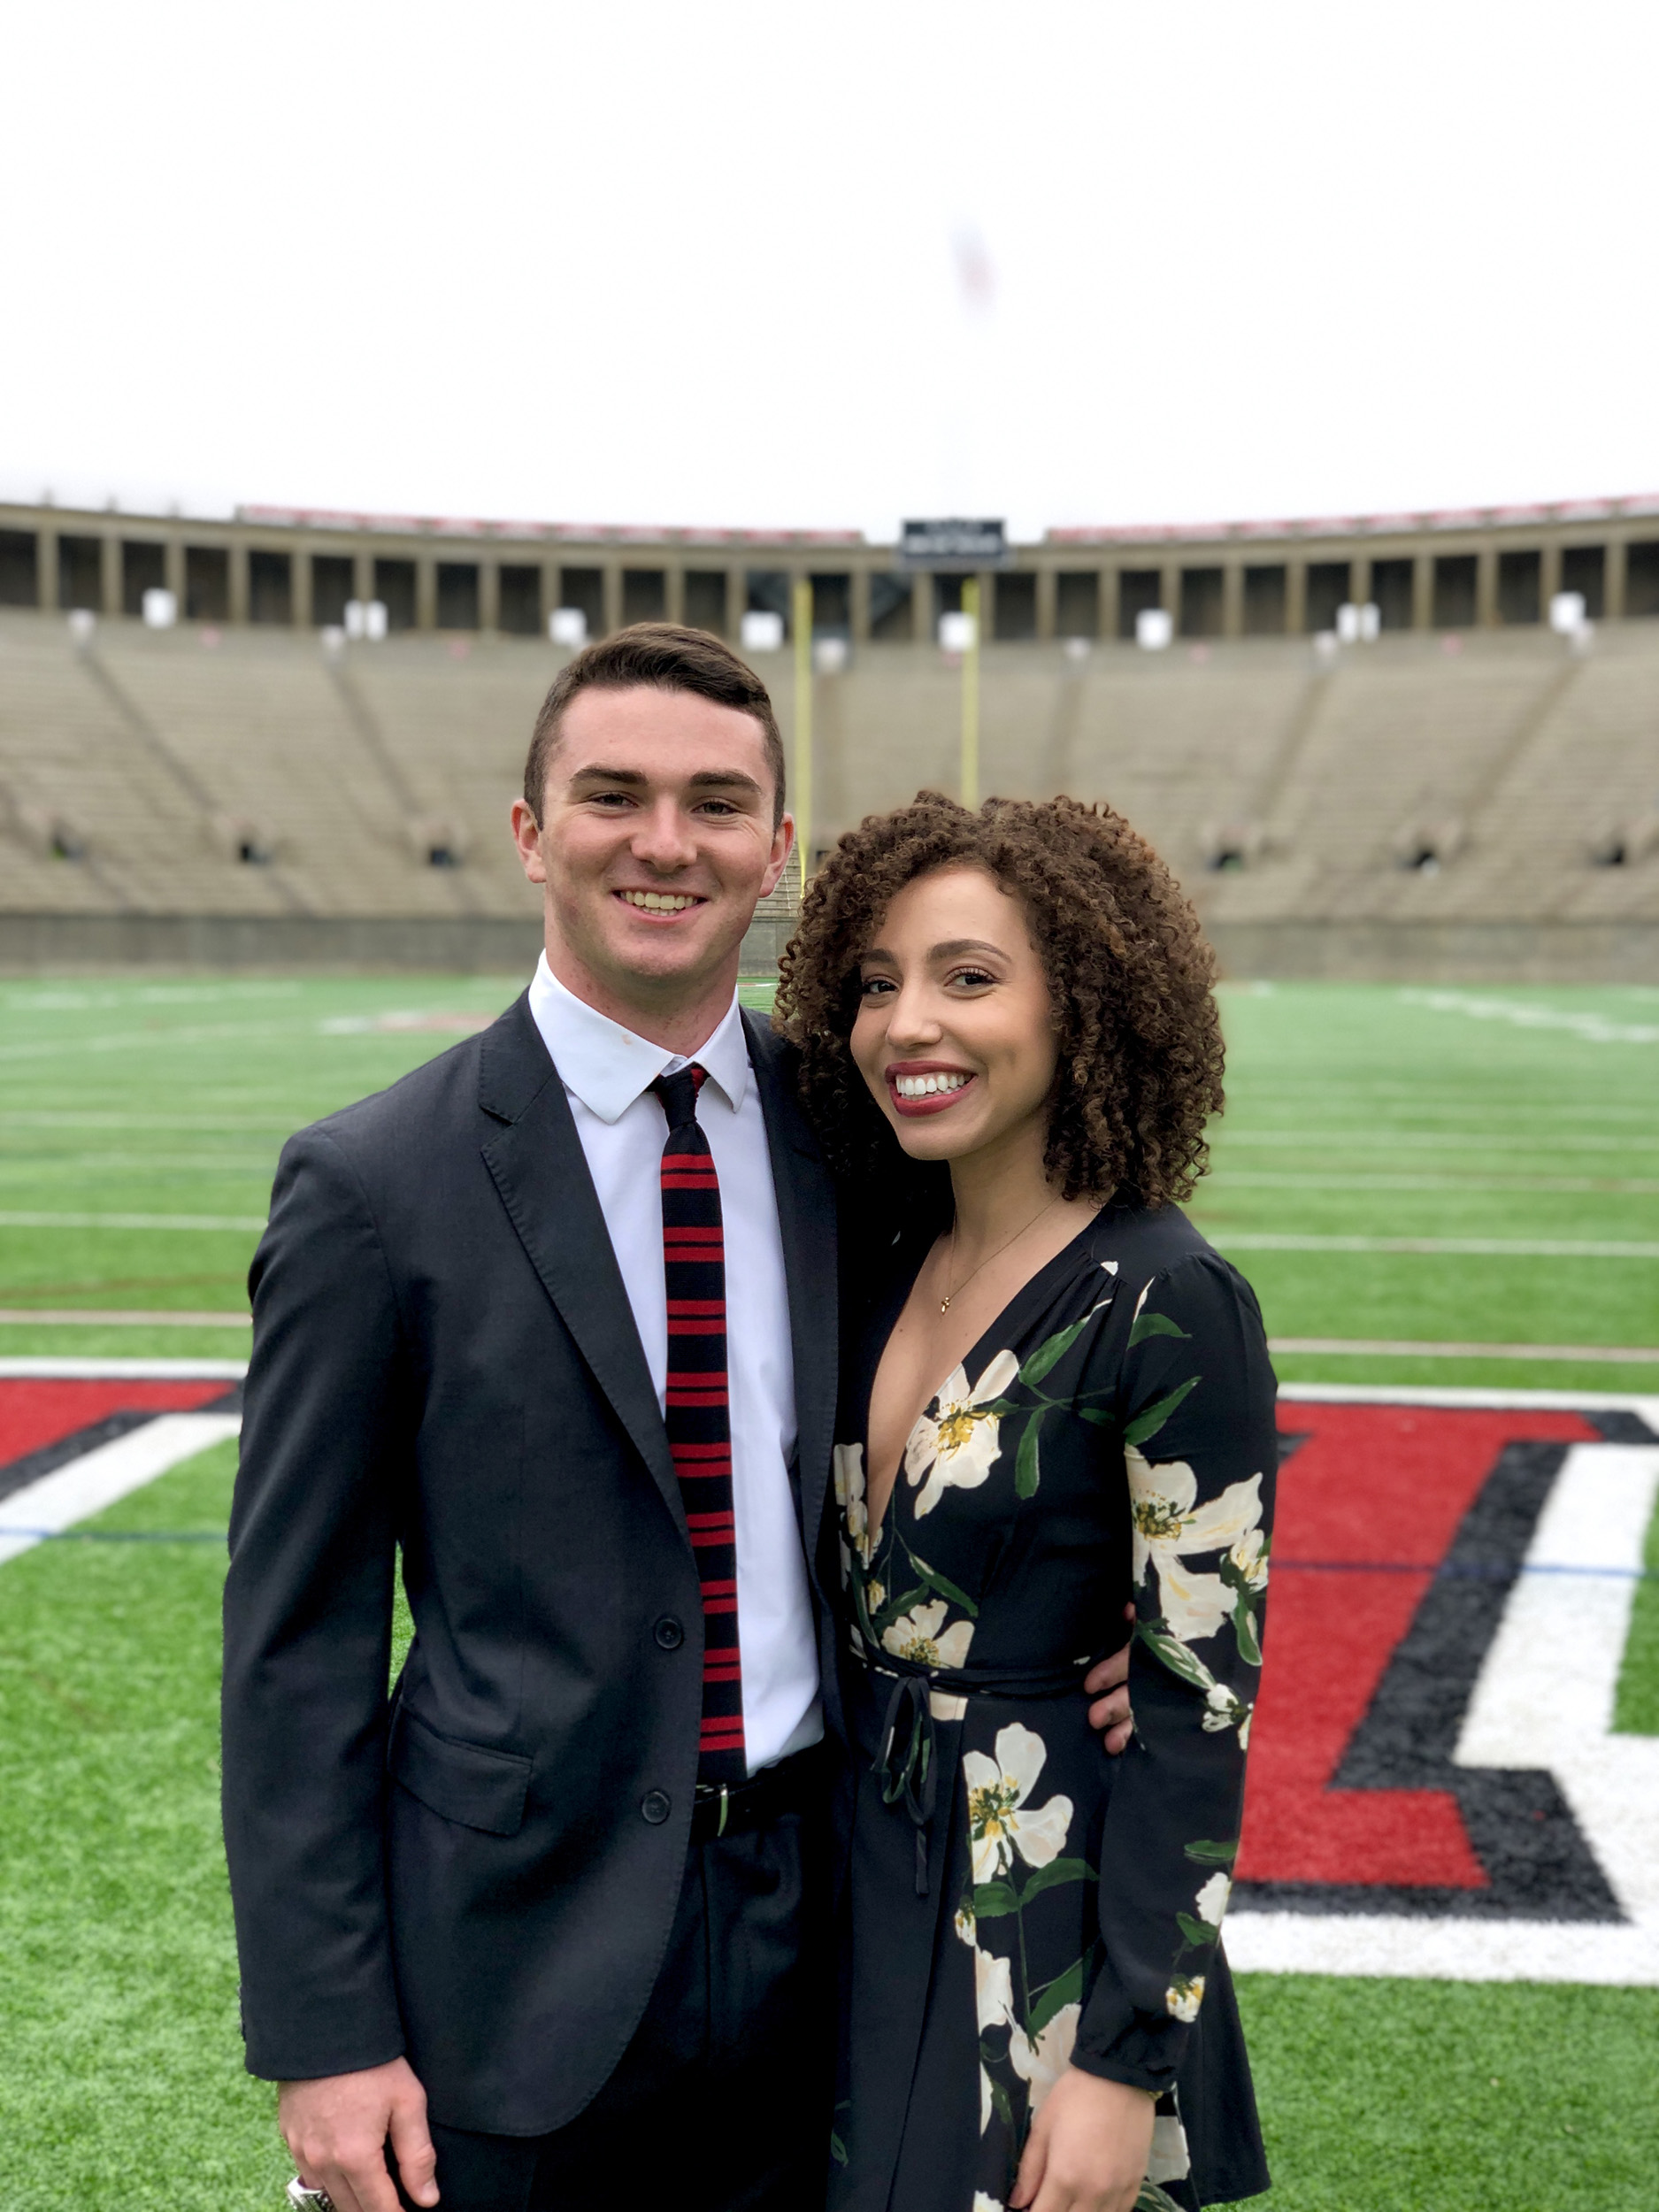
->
xmin=652 ymin=1065 xmax=746 ymax=1783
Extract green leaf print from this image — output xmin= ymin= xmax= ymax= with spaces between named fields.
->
xmin=1233 ymin=1594 xmax=1263 ymax=1668
xmin=907 ymin=1551 xmax=979 ymax=1618
xmin=1135 ymin=1620 xmax=1219 ymax=1695
xmin=1128 ymin=1309 xmax=1191 ymax=1348
xmin=1015 ymin=1411 xmax=1044 ymax=1499
xmin=1019 ymin=1312 xmax=1095 ymax=1386
xmin=1183 ymin=1839 xmax=1239 ymax=1867
xmin=1176 ymin=1910 xmax=1218 ymax=1951
xmin=1027 ymin=1953 xmax=1087 ymax=2038
xmin=868 ymin=1583 xmax=930 ymax=1634
xmin=972 ymin=1879 xmax=1021 ymax=1919
xmin=1018 ymin=1856 xmax=1097 ymax=1902
xmin=1123 ymin=1376 xmax=1201 ymax=1448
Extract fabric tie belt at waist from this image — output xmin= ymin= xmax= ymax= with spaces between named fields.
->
xmin=856 ymin=1642 xmax=1092 ymax=1896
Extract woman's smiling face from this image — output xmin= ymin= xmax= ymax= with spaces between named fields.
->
xmin=850 ymin=863 xmax=1060 ymax=1166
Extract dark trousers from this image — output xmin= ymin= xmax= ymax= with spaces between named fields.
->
xmin=402 ymin=1803 xmax=831 ymax=2212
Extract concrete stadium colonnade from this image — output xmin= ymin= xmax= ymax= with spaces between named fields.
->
xmin=3 ymin=495 xmax=1659 ymax=643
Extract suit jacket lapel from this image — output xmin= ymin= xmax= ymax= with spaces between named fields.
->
xmin=478 ymin=996 xmax=682 ymax=1529
xmin=745 ymin=1010 xmax=839 ymax=1599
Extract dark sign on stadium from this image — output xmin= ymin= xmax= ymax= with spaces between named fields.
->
xmin=897 ymin=518 xmax=1010 ymax=569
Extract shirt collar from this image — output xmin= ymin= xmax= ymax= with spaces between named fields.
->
xmin=527 ymin=954 xmax=750 ymax=1125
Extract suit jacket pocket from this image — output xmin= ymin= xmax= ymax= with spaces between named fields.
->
xmin=388 ymin=1703 xmax=533 ymax=1837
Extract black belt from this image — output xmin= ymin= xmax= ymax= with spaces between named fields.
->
xmin=689 ymin=1742 xmax=824 ymax=1845
xmin=859 ymin=1647 xmax=1092 ymax=1896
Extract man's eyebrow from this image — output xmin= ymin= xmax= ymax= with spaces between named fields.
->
xmin=566 ymin=764 xmax=649 ymax=787
xmin=686 ymin=770 xmax=764 ymax=796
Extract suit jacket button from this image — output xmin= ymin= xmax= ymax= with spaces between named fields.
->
xmin=641 ymin=1789 xmax=672 ymax=1824
xmin=654 ymin=1617 xmax=684 ymax=1650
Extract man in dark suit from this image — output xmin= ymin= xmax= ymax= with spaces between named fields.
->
xmin=223 ymin=626 xmax=841 ymax=2212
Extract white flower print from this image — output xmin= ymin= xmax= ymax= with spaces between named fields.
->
xmin=1194 ymin=1870 xmax=1231 ymax=1928
xmin=905 ymin=1350 xmax=1019 ymax=1518
xmin=974 ymin=1943 xmax=1015 ymax=2033
xmin=929 ymin=1689 xmax=970 ymax=1724
xmin=881 ymin=1600 xmax=976 ymax=1671
xmin=1126 ymin=1448 xmax=1265 ymax=1644
xmin=1229 ymin=1526 xmax=1269 ymax=1594
xmin=1148 ymin=2111 xmax=1193 ymax=2185
xmin=1008 ymin=2001 xmax=1079 ymax=2114
xmin=979 ymin=2065 xmax=995 ymax=2137
xmin=1202 ymin=1682 xmax=1254 ymax=1748
xmin=963 ymin=1723 xmax=1074 ymax=1885
xmin=833 ymin=1441 xmax=873 ymax=1564
xmin=1165 ymin=1974 xmax=1205 ymax=2022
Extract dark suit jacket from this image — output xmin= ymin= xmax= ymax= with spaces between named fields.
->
xmin=220 ymin=994 xmax=841 ymax=2135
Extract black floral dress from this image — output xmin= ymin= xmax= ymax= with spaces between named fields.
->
xmin=830 ymin=1201 xmax=1276 ymax=2212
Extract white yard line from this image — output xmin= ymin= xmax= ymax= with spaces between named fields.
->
xmin=0 ymin=1211 xmax=266 ymax=1232
xmin=1208 ymin=1233 xmax=1659 ymax=1258
xmin=1270 ymin=1338 xmax=1659 ymax=1366
xmin=0 ymin=1411 xmax=242 ymax=1567
xmin=0 ymin=1309 xmax=250 ymax=1328
xmin=1215 ymin=1171 xmax=1659 ymax=1194
xmin=1279 ymin=1382 xmax=1659 ymax=1419
xmin=0 ymin=1357 xmax=246 ymax=1379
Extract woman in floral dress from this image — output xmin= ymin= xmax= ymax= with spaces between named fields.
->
xmin=774 ymin=794 xmax=1275 ymax=2212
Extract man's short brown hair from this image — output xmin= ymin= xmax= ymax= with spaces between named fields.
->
xmin=522 ymin=623 xmax=787 ymax=826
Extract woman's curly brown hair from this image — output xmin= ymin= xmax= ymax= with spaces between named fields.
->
xmin=773 ymin=791 xmax=1225 ymax=1207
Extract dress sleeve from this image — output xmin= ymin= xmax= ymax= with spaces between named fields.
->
xmin=1071 ymin=1248 xmax=1278 ymax=2093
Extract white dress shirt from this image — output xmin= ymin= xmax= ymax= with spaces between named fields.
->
xmin=527 ymin=955 xmax=823 ymax=1773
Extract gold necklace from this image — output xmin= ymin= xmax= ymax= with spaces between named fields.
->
xmin=939 ymin=1196 xmax=1065 ymax=1314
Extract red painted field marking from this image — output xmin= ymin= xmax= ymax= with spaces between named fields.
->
xmin=1239 ymin=1402 xmax=1601 ymax=1887
xmin=0 ymin=1379 xmax=233 ymax=1468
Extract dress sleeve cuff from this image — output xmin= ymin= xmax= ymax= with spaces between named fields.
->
xmin=1073 ymin=1982 xmax=1190 ymax=2093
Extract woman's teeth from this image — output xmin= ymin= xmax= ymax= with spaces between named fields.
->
xmin=620 ymin=890 xmax=698 ymax=911
xmin=894 ymin=1072 xmax=971 ymax=1099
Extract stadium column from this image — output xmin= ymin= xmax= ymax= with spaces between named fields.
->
xmin=912 ymin=570 xmax=933 ymax=643
xmin=1476 ymin=545 xmax=1499 ymax=628
xmin=292 ymin=549 xmax=313 ymax=628
xmin=1540 ymin=540 xmax=1563 ymax=611
xmin=416 ymin=557 xmax=438 ymax=632
xmin=1350 ymin=554 xmax=1371 ymax=612
xmin=603 ymin=564 xmax=624 ymax=638
xmin=726 ymin=565 xmax=746 ymax=642
xmin=1410 ymin=552 xmax=1433 ymax=631
xmin=1605 ymin=539 xmax=1628 ymax=620
xmin=1034 ymin=566 xmax=1056 ymax=641
xmin=229 ymin=541 xmax=250 ymax=624
xmin=1221 ymin=564 xmax=1243 ymax=640
xmin=1099 ymin=567 xmax=1120 ymax=644
xmin=100 ymin=534 xmax=121 ymax=617
xmin=541 ymin=558 xmax=559 ymax=633
xmin=664 ymin=565 xmax=685 ymax=625
xmin=1160 ymin=562 xmax=1180 ymax=629
xmin=479 ymin=560 xmax=500 ymax=633
xmin=164 ymin=536 xmax=185 ymax=613
xmin=849 ymin=566 xmax=872 ymax=645
xmin=1285 ymin=559 xmax=1307 ymax=634
xmin=36 ymin=524 xmax=58 ymax=613
xmin=353 ymin=551 xmax=373 ymax=607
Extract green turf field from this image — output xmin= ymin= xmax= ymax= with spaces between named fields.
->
xmin=3 ymin=973 xmax=1657 ymax=2210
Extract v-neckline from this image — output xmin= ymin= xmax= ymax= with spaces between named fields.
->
xmin=860 ymin=1206 xmax=1110 ymax=1553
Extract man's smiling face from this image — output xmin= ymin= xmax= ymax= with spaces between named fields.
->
xmin=511 ymin=684 xmax=793 ymax=1018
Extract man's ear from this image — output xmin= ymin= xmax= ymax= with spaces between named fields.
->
xmin=511 ymin=798 xmax=547 ymax=885
xmin=760 ymin=811 xmax=796 ymax=899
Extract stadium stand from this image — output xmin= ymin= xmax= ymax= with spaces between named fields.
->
xmin=3 ymin=495 xmax=1658 ymax=977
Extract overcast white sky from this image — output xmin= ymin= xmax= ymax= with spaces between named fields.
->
xmin=5 ymin=0 xmax=1657 ymax=542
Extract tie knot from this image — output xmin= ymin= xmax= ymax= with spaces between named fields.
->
xmin=652 ymin=1064 xmax=706 ymax=1131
